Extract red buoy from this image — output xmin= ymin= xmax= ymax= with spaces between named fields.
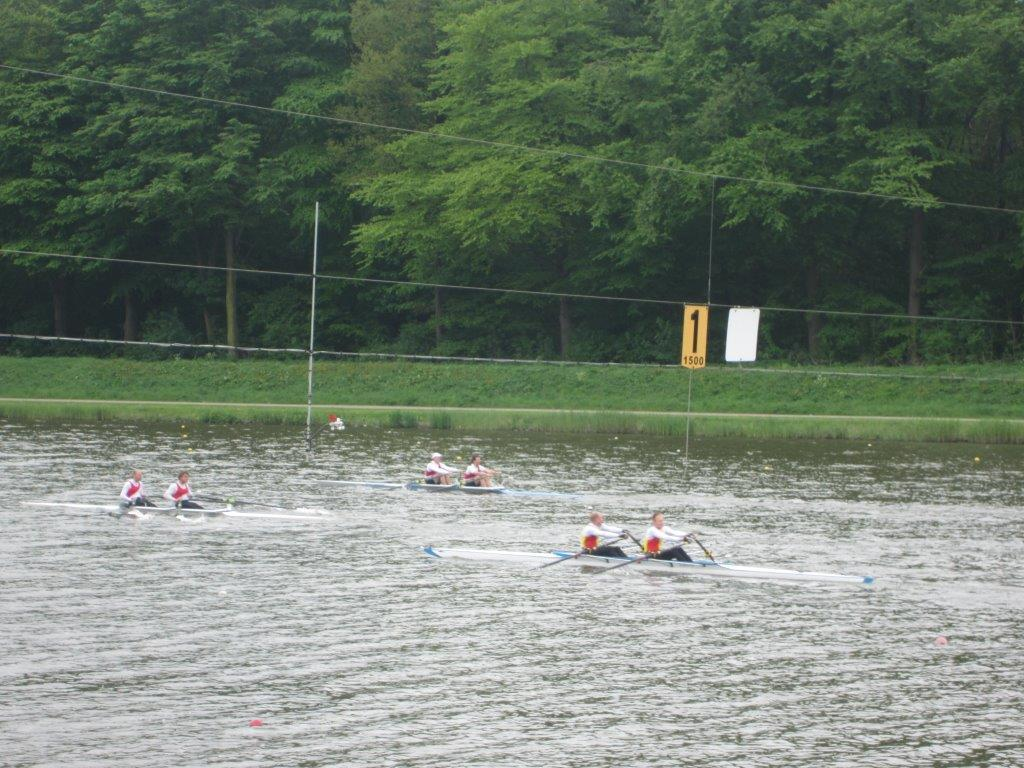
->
xmin=249 ymin=718 xmax=264 ymax=727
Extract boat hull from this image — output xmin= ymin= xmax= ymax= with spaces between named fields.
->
xmin=318 ymin=479 xmax=578 ymax=497
xmin=405 ymin=481 xmax=460 ymax=492
xmin=23 ymin=501 xmax=321 ymax=520
xmin=422 ymin=547 xmax=874 ymax=586
xmin=456 ymin=484 xmax=506 ymax=494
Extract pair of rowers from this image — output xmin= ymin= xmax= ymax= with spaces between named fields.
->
xmin=119 ymin=470 xmax=203 ymax=510
xmin=581 ymin=510 xmax=697 ymax=561
xmin=424 ymin=452 xmax=500 ymax=487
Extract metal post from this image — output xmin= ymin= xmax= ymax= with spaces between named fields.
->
xmin=683 ymin=367 xmax=693 ymax=472
xmin=706 ymin=175 xmax=716 ymax=304
xmin=305 ymin=201 xmax=320 ymax=449
xmin=684 ymin=177 xmax=715 ymax=480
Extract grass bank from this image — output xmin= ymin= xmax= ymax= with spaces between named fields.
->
xmin=1 ymin=355 xmax=1022 ymax=442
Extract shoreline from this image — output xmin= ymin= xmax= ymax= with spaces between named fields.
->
xmin=2 ymin=356 xmax=1023 ymax=443
xmin=2 ymin=396 xmax=1021 ymax=443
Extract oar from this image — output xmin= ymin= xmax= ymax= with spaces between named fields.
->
xmin=687 ymin=533 xmax=716 ymax=562
xmin=592 ymin=530 xmax=664 ymax=574
xmin=595 ymin=552 xmax=652 ymax=574
xmin=195 ymin=495 xmax=278 ymax=509
xmin=622 ymin=529 xmax=644 ymax=549
xmin=537 ymin=535 xmax=627 ymax=569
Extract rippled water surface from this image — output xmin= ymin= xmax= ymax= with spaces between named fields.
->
xmin=2 ymin=419 xmax=1022 ymax=767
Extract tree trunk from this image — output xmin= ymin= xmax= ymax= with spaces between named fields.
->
xmin=51 ymin=276 xmax=67 ymax=336
xmin=225 ymin=228 xmax=239 ymax=358
xmin=434 ymin=287 xmax=443 ymax=347
xmin=805 ymin=262 xmax=822 ymax=361
xmin=907 ymin=208 xmax=925 ymax=363
xmin=123 ymin=291 xmax=138 ymax=341
xmin=203 ymin=308 xmax=216 ymax=344
xmin=558 ymin=296 xmax=571 ymax=359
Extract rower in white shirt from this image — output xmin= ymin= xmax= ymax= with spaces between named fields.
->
xmin=580 ymin=511 xmax=630 ymax=558
xmin=462 ymin=453 xmax=499 ymax=487
xmin=163 ymin=471 xmax=204 ymax=509
xmin=119 ymin=469 xmax=157 ymax=509
xmin=424 ymin=453 xmax=457 ymax=485
xmin=642 ymin=511 xmax=694 ymax=562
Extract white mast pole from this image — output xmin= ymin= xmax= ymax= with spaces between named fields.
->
xmin=305 ymin=201 xmax=320 ymax=449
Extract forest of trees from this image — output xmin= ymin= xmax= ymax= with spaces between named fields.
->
xmin=1 ymin=0 xmax=1023 ymax=364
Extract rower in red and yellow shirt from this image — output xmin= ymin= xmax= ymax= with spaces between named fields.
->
xmin=580 ymin=511 xmax=630 ymax=558
xmin=642 ymin=512 xmax=693 ymax=562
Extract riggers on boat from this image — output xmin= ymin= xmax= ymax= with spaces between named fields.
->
xmin=22 ymin=501 xmax=323 ymax=520
xmin=318 ymin=479 xmax=575 ymax=497
xmin=319 ymin=478 xmax=503 ymax=493
xmin=421 ymin=546 xmax=875 ymax=586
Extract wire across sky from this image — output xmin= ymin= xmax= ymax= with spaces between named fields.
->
xmin=2 ymin=62 xmax=1023 ymax=216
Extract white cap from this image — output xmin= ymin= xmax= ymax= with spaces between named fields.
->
xmin=431 ymin=452 xmax=442 ymax=459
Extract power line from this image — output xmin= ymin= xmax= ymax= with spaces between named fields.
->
xmin=0 ymin=332 xmax=305 ymax=355
xmin=2 ymin=62 xmax=1022 ymax=216
xmin=3 ymin=332 xmax=1022 ymax=383
xmin=4 ymin=247 xmax=1023 ymax=327
xmin=1 ymin=248 xmax=309 ymax=281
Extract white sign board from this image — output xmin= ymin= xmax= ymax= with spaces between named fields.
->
xmin=725 ymin=307 xmax=760 ymax=362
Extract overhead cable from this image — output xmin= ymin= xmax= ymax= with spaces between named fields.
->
xmin=1 ymin=63 xmax=1022 ymax=216
xmin=3 ymin=247 xmax=1022 ymax=327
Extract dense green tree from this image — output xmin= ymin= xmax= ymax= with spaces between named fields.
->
xmin=2 ymin=0 xmax=1022 ymax=364
xmin=353 ymin=0 xmax=653 ymax=358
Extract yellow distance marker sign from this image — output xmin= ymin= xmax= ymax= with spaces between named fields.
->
xmin=681 ymin=304 xmax=709 ymax=369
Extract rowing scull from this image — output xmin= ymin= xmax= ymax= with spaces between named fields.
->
xmin=319 ymin=479 xmax=576 ymax=497
xmin=22 ymin=501 xmax=323 ymax=521
xmin=422 ymin=547 xmax=874 ymax=586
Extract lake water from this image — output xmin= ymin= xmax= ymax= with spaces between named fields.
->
xmin=1 ymin=419 xmax=1022 ymax=767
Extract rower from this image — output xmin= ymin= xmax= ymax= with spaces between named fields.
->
xmin=581 ymin=511 xmax=630 ymax=558
xmin=642 ymin=512 xmax=693 ymax=562
xmin=462 ymin=453 xmax=499 ymax=487
xmin=424 ymin=452 xmax=457 ymax=485
xmin=163 ymin=471 xmax=204 ymax=509
xmin=119 ymin=469 xmax=157 ymax=508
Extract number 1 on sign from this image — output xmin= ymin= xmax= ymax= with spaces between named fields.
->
xmin=681 ymin=304 xmax=709 ymax=369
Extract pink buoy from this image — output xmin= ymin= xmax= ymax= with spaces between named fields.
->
xmin=934 ymin=635 xmax=949 ymax=647
xmin=249 ymin=718 xmax=264 ymax=727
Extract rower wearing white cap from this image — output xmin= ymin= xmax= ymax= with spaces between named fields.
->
xmin=642 ymin=511 xmax=694 ymax=562
xmin=424 ymin=452 xmax=457 ymax=485
xmin=580 ymin=511 xmax=630 ymax=558
xmin=119 ymin=470 xmax=157 ymax=509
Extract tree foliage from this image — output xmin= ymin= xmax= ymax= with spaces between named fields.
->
xmin=2 ymin=0 xmax=1023 ymax=363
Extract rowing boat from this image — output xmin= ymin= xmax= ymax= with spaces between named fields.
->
xmin=456 ymin=484 xmax=507 ymax=494
xmin=318 ymin=479 xmax=576 ymax=498
xmin=22 ymin=501 xmax=323 ymax=521
xmin=318 ymin=479 xmax=489 ymax=492
xmin=24 ymin=501 xmax=232 ymax=516
xmin=421 ymin=546 xmax=875 ymax=586
xmin=405 ymin=481 xmax=461 ymax=493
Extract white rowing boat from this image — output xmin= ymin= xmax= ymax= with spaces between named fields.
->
xmin=421 ymin=546 xmax=875 ymax=586
xmin=22 ymin=501 xmax=323 ymax=521
xmin=318 ymin=479 xmax=575 ymax=497
xmin=320 ymin=480 xmax=408 ymax=490
xmin=456 ymin=484 xmax=506 ymax=494
xmin=318 ymin=479 xmax=486 ymax=492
